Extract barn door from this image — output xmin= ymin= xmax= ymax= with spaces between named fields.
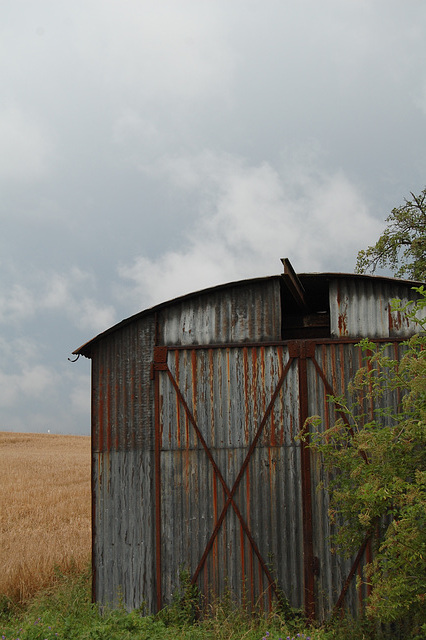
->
xmin=152 ymin=339 xmax=379 ymax=619
xmin=152 ymin=344 xmax=307 ymax=614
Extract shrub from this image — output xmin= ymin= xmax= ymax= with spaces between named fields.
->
xmin=305 ymin=290 xmax=426 ymax=630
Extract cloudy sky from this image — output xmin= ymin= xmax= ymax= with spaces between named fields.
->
xmin=1 ymin=1 xmax=426 ymax=435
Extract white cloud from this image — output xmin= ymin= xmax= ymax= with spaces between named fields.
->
xmin=0 ymin=266 xmax=116 ymax=333
xmin=0 ymin=283 xmax=35 ymax=323
xmin=119 ymin=151 xmax=383 ymax=308
xmin=76 ymin=298 xmax=116 ymax=333
xmin=41 ymin=268 xmax=116 ymax=333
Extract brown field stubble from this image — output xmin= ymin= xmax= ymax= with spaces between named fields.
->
xmin=0 ymin=432 xmax=91 ymax=604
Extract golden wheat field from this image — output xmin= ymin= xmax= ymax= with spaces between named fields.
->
xmin=0 ymin=431 xmax=91 ymax=603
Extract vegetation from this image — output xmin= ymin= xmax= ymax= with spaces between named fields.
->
xmin=1 ymin=432 xmax=411 ymax=639
xmin=0 ymin=432 xmax=91 ymax=603
xmin=305 ymin=292 xmax=426 ymax=637
xmin=355 ymin=186 xmax=426 ymax=281
xmin=0 ymin=564 xmax=396 ymax=640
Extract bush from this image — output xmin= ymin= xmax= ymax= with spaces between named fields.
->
xmin=306 ymin=290 xmax=426 ymax=630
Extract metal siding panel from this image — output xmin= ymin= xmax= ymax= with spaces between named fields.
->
xmin=307 ymin=343 xmax=363 ymax=618
xmin=310 ymin=343 xmax=371 ymax=617
xmin=157 ymin=346 xmax=304 ymax=610
xmin=92 ymin=449 xmax=155 ymax=610
xmin=159 ymin=279 xmax=281 ymax=346
xmin=91 ymin=315 xmax=156 ymax=611
xmin=306 ymin=341 xmax=409 ymax=619
xmin=91 ymin=316 xmax=155 ymax=453
xmin=330 ymin=278 xmax=425 ymax=338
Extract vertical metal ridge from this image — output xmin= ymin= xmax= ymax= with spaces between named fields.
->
xmin=154 ymin=366 xmax=162 ymax=612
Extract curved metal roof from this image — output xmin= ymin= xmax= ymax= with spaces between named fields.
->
xmin=73 ymin=264 xmax=424 ymax=358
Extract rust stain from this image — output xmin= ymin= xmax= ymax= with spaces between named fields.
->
xmin=388 ymin=306 xmax=410 ymax=334
xmin=388 ymin=306 xmax=395 ymax=333
xmin=260 ymin=348 xmax=266 ymax=423
xmin=98 ymin=369 xmax=104 ymax=453
xmin=245 ymin=463 xmax=251 ymax=527
xmin=159 ymin=393 xmax=164 ymax=446
xmin=270 ymin=356 xmax=279 ymax=447
xmin=331 ymin=344 xmax=338 ymax=397
xmin=191 ymin=349 xmax=198 ymax=430
xmin=338 ymin=311 xmax=348 ymax=336
xmin=252 ymin=348 xmax=258 ymax=430
xmin=337 ymin=289 xmax=349 ymax=336
xmin=106 ymin=377 xmax=111 ymax=452
xmin=175 ymin=350 xmax=181 ymax=447
xmin=243 ymin=347 xmax=250 ymax=445
xmin=227 ymin=349 xmax=231 ymax=438
xmin=338 ymin=344 xmax=344 ymax=395
xmin=209 ymin=349 xmax=215 ymax=446
xmin=323 ymin=345 xmax=331 ymax=432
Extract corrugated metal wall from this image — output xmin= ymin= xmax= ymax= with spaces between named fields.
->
xmin=307 ymin=340 xmax=408 ymax=619
xmin=84 ymin=273 xmax=423 ymax=618
xmin=158 ymin=345 xmax=303 ymax=611
xmin=90 ymin=316 xmax=157 ymax=610
xmin=160 ymin=278 xmax=282 ymax=345
xmin=330 ymin=278 xmax=424 ymax=338
xmin=308 ymin=342 xmax=371 ymax=619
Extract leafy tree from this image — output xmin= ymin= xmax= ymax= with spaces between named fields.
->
xmin=355 ymin=187 xmax=426 ymax=281
xmin=306 ymin=291 xmax=426 ymax=629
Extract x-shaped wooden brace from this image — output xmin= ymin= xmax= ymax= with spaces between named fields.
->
xmin=153 ymin=345 xmax=295 ymax=606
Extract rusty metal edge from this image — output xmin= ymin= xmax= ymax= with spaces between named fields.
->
xmin=333 ymin=535 xmax=371 ymax=615
xmin=164 ymin=337 xmax=408 ymax=351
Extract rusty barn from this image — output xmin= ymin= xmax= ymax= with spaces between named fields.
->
xmin=74 ymin=259 xmax=423 ymax=620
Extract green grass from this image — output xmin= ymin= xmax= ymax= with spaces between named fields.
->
xmin=0 ymin=566 xmax=422 ymax=640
